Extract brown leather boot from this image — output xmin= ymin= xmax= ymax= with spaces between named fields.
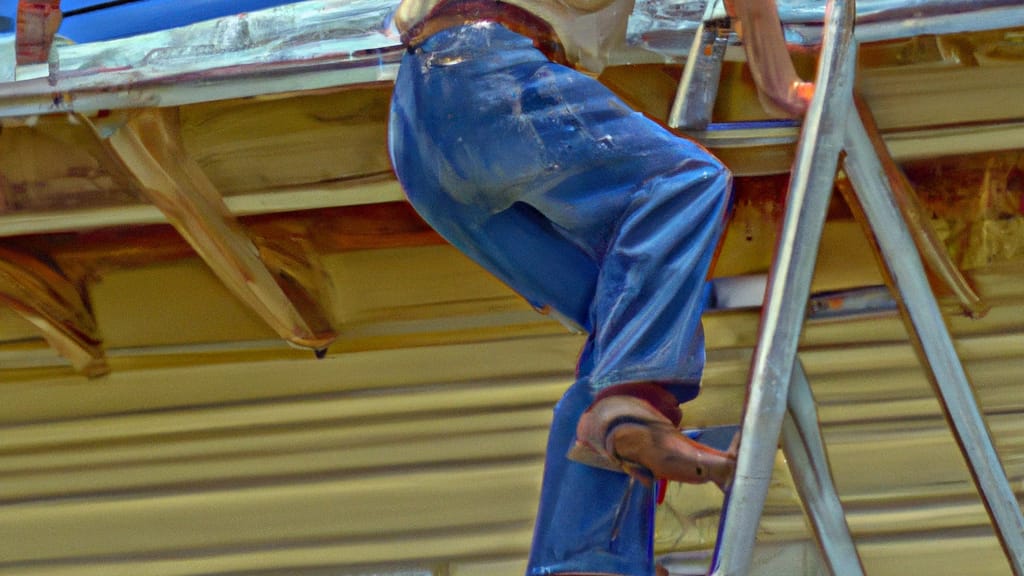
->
xmin=569 ymin=385 xmax=735 ymax=490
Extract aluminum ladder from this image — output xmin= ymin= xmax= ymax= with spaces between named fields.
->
xmin=670 ymin=0 xmax=1024 ymax=574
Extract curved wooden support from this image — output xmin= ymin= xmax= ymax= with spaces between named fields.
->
xmin=253 ymin=220 xmax=337 ymax=347
xmin=85 ymin=109 xmax=336 ymax=350
xmin=850 ymin=95 xmax=989 ymax=318
xmin=729 ymin=0 xmax=986 ymax=316
xmin=0 ymin=246 xmax=107 ymax=376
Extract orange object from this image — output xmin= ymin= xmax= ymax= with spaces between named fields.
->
xmin=16 ymin=0 xmax=62 ymax=65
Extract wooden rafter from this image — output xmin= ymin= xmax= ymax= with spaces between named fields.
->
xmin=0 ymin=245 xmax=107 ymax=376
xmin=85 ymin=109 xmax=337 ymax=351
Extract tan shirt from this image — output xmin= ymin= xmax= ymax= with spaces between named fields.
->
xmin=392 ymin=0 xmax=635 ymax=72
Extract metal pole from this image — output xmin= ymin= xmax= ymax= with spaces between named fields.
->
xmin=843 ymin=113 xmax=1024 ymax=576
xmin=852 ymin=95 xmax=988 ymax=319
xmin=668 ymin=0 xmax=729 ymax=130
xmin=708 ymin=0 xmax=857 ymax=573
xmin=782 ymin=361 xmax=865 ymax=576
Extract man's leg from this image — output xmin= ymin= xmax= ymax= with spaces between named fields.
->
xmin=527 ymin=378 xmax=661 ymax=576
xmin=524 ymin=138 xmax=734 ymax=575
xmin=563 ymin=136 xmax=736 ymax=488
xmin=388 ymin=23 xmax=734 ymax=576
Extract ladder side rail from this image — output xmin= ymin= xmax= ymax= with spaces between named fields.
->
xmin=708 ymin=1 xmax=858 ymax=574
xmin=851 ymin=95 xmax=988 ymax=318
xmin=668 ymin=0 xmax=730 ymax=130
xmin=843 ymin=113 xmax=1024 ymax=576
xmin=782 ymin=360 xmax=865 ymax=576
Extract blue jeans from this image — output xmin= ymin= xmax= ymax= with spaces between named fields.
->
xmin=389 ymin=22 xmax=732 ymax=576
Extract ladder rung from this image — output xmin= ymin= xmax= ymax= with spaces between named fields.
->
xmin=781 ymin=361 xmax=865 ymax=576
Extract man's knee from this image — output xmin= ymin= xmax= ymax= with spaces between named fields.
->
xmin=716 ymin=164 xmax=736 ymax=216
xmin=669 ymin=155 xmax=733 ymax=217
xmin=702 ymin=157 xmax=734 ymax=207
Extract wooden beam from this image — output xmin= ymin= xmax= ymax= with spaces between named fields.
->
xmin=11 ymin=201 xmax=443 ymax=278
xmin=85 ymin=109 xmax=336 ymax=351
xmin=0 ymin=177 xmax=409 ymax=239
xmin=0 ymin=245 xmax=107 ymax=376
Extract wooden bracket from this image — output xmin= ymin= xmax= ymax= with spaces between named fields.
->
xmin=846 ymin=96 xmax=989 ymax=318
xmin=85 ymin=109 xmax=336 ymax=350
xmin=0 ymin=245 xmax=108 ymax=376
xmin=252 ymin=219 xmax=337 ymax=348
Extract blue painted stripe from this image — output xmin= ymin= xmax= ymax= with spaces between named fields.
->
xmin=705 ymin=119 xmax=802 ymax=131
xmin=0 ymin=0 xmax=15 ymax=35
xmin=57 ymin=0 xmax=302 ymax=42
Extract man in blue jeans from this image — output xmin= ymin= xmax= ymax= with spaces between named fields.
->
xmin=388 ymin=2 xmax=736 ymax=574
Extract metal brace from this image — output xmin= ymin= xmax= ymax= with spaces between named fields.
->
xmin=668 ymin=0 xmax=732 ymax=131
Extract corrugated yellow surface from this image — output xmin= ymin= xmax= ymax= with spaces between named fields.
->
xmin=1 ymin=246 xmax=1022 ymax=575
xmin=2 ymin=23 xmax=1023 ymax=574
